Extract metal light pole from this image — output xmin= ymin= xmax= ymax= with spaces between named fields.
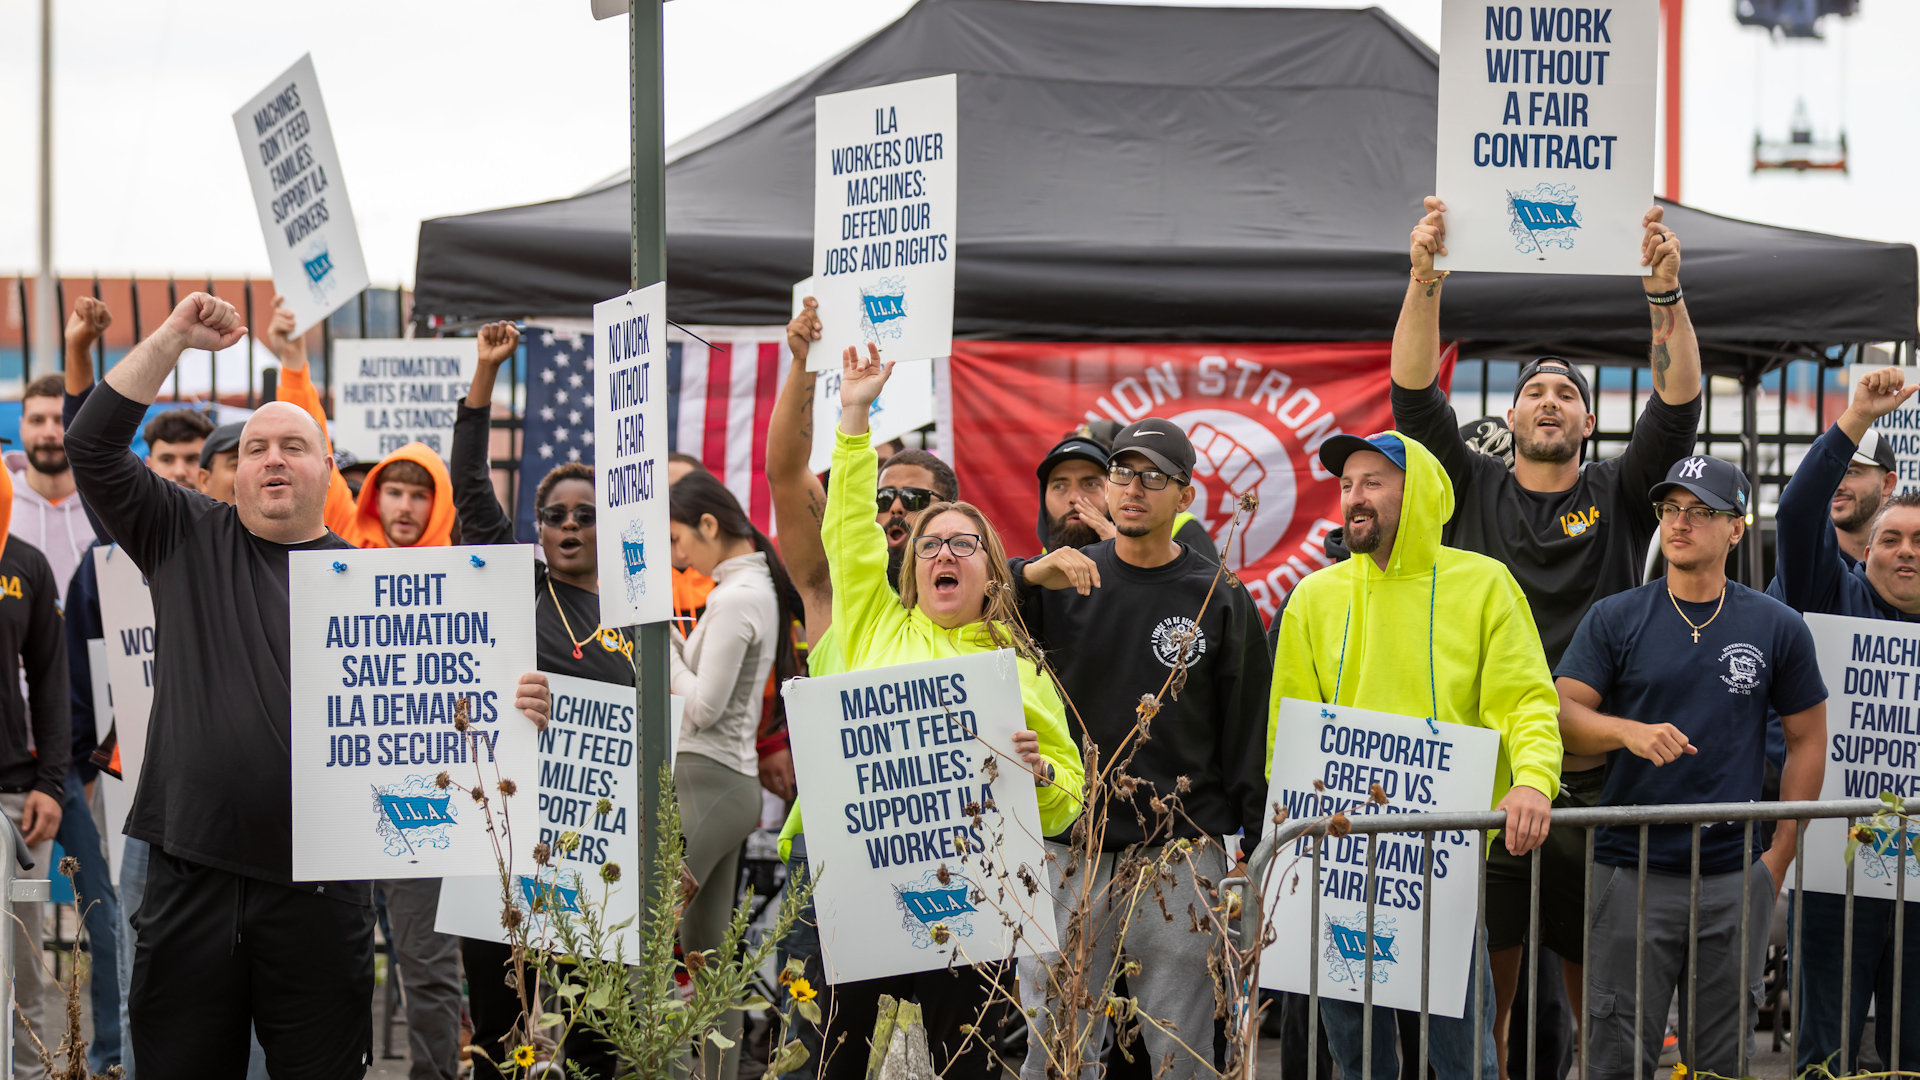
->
xmin=33 ymin=0 xmax=57 ymax=378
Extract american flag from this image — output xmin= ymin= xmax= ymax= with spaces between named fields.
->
xmin=514 ymin=324 xmax=791 ymax=539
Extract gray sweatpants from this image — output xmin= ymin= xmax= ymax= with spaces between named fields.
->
xmin=1018 ymin=840 xmax=1228 ymax=1080
xmin=2 ymin=792 xmax=52 ymax=1080
xmin=676 ymin=752 xmax=763 ymax=1080
xmin=1585 ymin=861 xmax=1774 ymax=1080
xmin=376 ymin=878 xmax=463 ymax=1080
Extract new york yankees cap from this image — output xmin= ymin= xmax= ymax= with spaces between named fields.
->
xmin=1650 ymin=455 xmax=1751 ymax=516
xmin=1109 ymin=419 xmax=1195 ymax=483
xmin=1854 ymin=428 xmax=1899 ymax=473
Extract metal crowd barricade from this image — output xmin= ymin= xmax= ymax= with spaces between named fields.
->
xmin=0 ymin=808 xmax=46 ymax=1069
xmin=1230 ymin=798 xmax=1920 ymax=1080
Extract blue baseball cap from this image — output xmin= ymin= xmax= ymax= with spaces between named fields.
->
xmin=1318 ymin=432 xmax=1407 ymax=476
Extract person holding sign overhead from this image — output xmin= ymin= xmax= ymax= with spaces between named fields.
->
xmin=1271 ymin=430 xmax=1563 ymax=1080
xmin=1766 ymin=366 xmax=1920 ymax=1074
xmin=1554 ymin=455 xmax=1826 ymax=1080
xmin=66 ymin=292 xmax=553 ymax=1080
xmin=818 ymin=341 xmax=1084 ymax=1080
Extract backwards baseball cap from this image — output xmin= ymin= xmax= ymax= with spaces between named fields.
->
xmin=1035 ymin=433 xmax=1111 ymax=484
xmin=1650 ymin=455 xmax=1752 ymax=516
xmin=1854 ymin=428 xmax=1899 ymax=473
xmin=1514 ymin=356 xmax=1593 ymax=413
xmin=198 ymin=422 xmax=245 ymax=470
xmin=1109 ymin=419 xmax=1195 ymax=483
xmin=1318 ymin=432 xmax=1408 ymax=476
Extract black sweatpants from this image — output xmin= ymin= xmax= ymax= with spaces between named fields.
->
xmin=129 ymin=849 xmax=375 ymax=1079
xmin=817 ymin=964 xmax=1003 ymax=1080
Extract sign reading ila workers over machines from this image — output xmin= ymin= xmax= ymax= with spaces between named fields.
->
xmin=1800 ymin=613 xmax=1920 ymax=901
xmin=1848 ymin=364 xmax=1920 ymax=495
xmin=593 ymin=284 xmax=670 ymax=628
xmin=1259 ymin=698 xmax=1499 ymax=1018
xmin=810 ymin=74 xmax=957 ymax=372
xmin=1433 ymin=1 xmax=1658 ymax=276
xmin=782 ymin=651 xmax=1055 ymax=983
xmin=330 ymin=338 xmax=478 ymax=463
xmin=232 ymin=54 xmax=369 ymax=335
xmin=288 ymin=545 xmax=538 ymax=881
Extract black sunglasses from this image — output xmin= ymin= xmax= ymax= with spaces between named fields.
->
xmin=877 ymin=486 xmax=937 ymax=514
xmin=537 ymin=504 xmax=596 ymax=528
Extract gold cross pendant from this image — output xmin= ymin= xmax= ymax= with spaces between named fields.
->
xmin=1691 ymin=629 xmax=1701 ymax=643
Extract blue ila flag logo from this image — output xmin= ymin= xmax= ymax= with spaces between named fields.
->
xmin=1324 ymin=913 xmax=1397 ymax=986
xmin=859 ymin=275 xmax=909 ymax=344
xmin=302 ymin=239 xmax=338 ymax=305
xmin=621 ymin=518 xmax=649 ymax=606
xmin=373 ymin=775 xmax=459 ymax=858
xmin=894 ymin=868 xmax=980 ymax=950
xmin=1507 ymin=184 xmax=1582 ymax=254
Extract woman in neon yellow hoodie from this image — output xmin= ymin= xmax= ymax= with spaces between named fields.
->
xmin=807 ymin=344 xmax=1084 ymax=1080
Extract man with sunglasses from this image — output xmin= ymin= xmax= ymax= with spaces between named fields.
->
xmin=1554 ymin=456 xmax=1826 ymax=1080
xmin=1011 ymin=418 xmax=1273 ymax=1080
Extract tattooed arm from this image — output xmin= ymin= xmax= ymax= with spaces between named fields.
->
xmin=767 ymin=297 xmax=835 ymax=643
xmin=1642 ymin=206 xmax=1701 ymax=404
xmin=1390 ymin=196 xmax=1449 ymax=391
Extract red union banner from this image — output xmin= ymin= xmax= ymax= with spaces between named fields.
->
xmin=949 ymin=342 xmax=1455 ymax=624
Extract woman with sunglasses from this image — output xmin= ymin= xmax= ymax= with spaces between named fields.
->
xmin=812 ymin=342 xmax=1086 ymax=1080
xmin=450 ymin=322 xmax=626 ymax=1078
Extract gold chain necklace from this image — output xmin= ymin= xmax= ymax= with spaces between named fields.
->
xmin=1667 ymin=585 xmax=1728 ymax=644
xmin=547 ymin=578 xmax=602 ymax=660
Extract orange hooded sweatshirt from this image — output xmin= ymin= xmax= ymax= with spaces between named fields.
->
xmin=278 ymin=364 xmax=456 ymax=549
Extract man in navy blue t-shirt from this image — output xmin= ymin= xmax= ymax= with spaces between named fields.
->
xmin=1554 ymin=455 xmax=1827 ymax=1080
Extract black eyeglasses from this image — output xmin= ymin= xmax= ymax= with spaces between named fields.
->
xmin=537 ymin=504 xmax=596 ymax=528
xmin=1108 ymin=464 xmax=1176 ymax=491
xmin=877 ymin=486 xmax=937 ymax=514
xmin=1653 ymin=502 xmax=1735 ymax=526
xmin=913 ymin=533 xmax=981 ymax=559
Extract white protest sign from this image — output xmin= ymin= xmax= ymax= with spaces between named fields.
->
xmin=782 ymin=651 xmax=1053 ymax=983
xmin=1259 ymin=698 xmax=1499 ymax=1017
xmin=85 ymin=637 xmax=123 ymax=881
xmin=289 ymin=545 xmax=538 ymax=880
xmin=1433 ymin=1 xmax=1658 ymax=276
xmin=330 ymin=339 xmax=478 ymax=462
xmin=1848 ymin=365 xmax=1920 ymax=495
xmin=437 ymin=676 xmax=672 ymax=960
xmin=1799 ymin=613 xmax=1920 ymax=899
xmin=796 ymin=279 xmax=937 ymax=473
xmin=594 ymin=285 xmax=671 ymax=628
xmin=812 ymin=74 xmax=956 ymax=372
xmin=95 ymin=545 xmax=155 ymax=880
xmin=232 ymin=54 xmax=369 ymax=334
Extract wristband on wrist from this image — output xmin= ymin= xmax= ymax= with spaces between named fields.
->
xmin=1645 ymin=285 xmax=1683 ymax=306
xmin=1412 ymin=268 xmax=1451 ymax=285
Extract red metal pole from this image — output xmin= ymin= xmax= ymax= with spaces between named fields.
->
xmin=1662 ymin=0 xmax=1684 ymax=202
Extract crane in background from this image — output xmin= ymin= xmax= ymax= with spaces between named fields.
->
xmin=1737 ymin=0 xmax=1858 ymax=173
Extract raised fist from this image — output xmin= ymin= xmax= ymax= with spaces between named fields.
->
xmin=162 ymin=293 xmax=247 ymax=354
xmin=1850 ymin=366 xmax=1918 ymax=423
xmin=66 ymin=296 xmax=111 ymax=349
xmin=265 ymin=295 xmax=305 ymax=368
xmin=477 ymin=321 xmax=520 ymax=368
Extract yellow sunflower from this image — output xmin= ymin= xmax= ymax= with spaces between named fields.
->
xmin=789 ymin=977 xmax=818 ymax=1003
xmin=513 ymin=1044 xmax=537 ymax=1068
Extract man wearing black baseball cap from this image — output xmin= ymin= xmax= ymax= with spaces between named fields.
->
xmin=1012 ymin=416 xmax=1272 ymax=1080
xmin=1767 ymin=366 xmax=1920 ymax=1074
xmin=1390 ymin=197 xmax=1706 ymax=1072
xmin=196 ymin=421 xmax=244 ymax=505
xmin=1555 ymin=454 xmax=1825 ymax=1080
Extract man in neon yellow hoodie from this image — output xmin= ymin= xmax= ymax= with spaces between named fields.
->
xmin=1270 ymin=429 xmax=1562 ymax=1080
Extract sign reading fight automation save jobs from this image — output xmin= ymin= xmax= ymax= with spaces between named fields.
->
xmin=1259 ymin=699 xmax=1498 ymax=1018
xmin=782 ymin=651 xmax=1054 ymax=983
xmin=289 ymin=545 xmax=537 ymax=881
xmin=232 ymin=55 xmax=369 ymax=335
xmin=1433 ymin=2 xmax=1658 ymax=276
xmin=593 ymin=284 xmax=670 ymax=627
xmin=811 ymin=74 xmax=956 ymax=372
xmin=330 ymin=339 xmax=478 ymax=463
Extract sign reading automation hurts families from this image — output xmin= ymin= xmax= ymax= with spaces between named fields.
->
xmin=1433 ymin=1 xmax=1658 ymax=275
xmin=330 ymin=339 xmax=478 ymax=463
xmin=1259 ymin=698 xmax=1498 ymax=1018
xmin=782 ymin=651 xmax=1054 ymax=983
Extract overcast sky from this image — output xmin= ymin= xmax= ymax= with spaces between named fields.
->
xmin=0 ymin=0 xmax=1911 ymax=288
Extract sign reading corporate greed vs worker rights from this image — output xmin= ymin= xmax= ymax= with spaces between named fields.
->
xmin=330 ymin=339 xmax=478 ymax=463
xmin=1433 ymin=2 xmax=1658 ymax=275
xmin=1800 ymin=613 xmax=1920 ymax=901
xmin=1259 ymin=698 xmax=1499 ymax=1017
xmin=811 ymin=74 xmax=956 ymax=372
xmin=232 ymin=54 xmax=369 ymax=334
xmin=594 ymin=284 xmax=670 ymax=627
xmin=289 ymin=545 xmax=537 ymax=881
xmin=783 ymin=651 xmax=1054 ymax=983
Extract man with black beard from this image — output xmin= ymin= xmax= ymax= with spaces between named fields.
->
xmin=1035 ymin=428 xmax=1217 ymax=556
xmin=1802 ymin=423 xmax=1896 ymax=567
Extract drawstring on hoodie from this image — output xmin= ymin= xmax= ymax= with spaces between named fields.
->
xmin=1333 ymin=564 xmax=1441 ymax=735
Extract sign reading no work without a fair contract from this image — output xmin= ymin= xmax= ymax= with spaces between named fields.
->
xmin=1800 ymin=613 xmax=1920 ymax=901
xmin=1849 ymin=364 xmax=1920 ymax=496
xmin=1259 ymin=698 xmax=1498 ymax=1018
xmin=330 ymin=339 xmax=478 ymax=464
xmin=811 ymin=74 xmax=956 ymax=372
xmin=232 ymin=54 xmax=369 ymax=335
xmin=288 ymin=545 xmax=537 ymax=881
xmin=1433 ymin=1 xmax=1657 ymax=276
xmin=782 ymin=651 xmax=1055 ymax=983
xmin=593 ymin=284 xmax=670 ymax=628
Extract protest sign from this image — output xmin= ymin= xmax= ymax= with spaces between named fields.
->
xmin=594 ymin=285 xmax=671 ymax=627
xmin=232 ymin=54 xmax=369 ymax=334
xmin=329 ymin=339 xmax=478 ymax=462
xmin=1433 ymin=1 xmax=1658 ymax=276
xmin=95 ymin=545 xmax=155 ymax=880
xmin=811 ymin=74 xmax=956 ymax=371
xmin=1847 ymin=364 xmax=1920 ymax=495
xmin=1800 ymin=613 xmax=1920 ymax=899
xmin=782 ymin=650 xmax=1053 ymax=983
xmin=796 ymin=279 xmax=937 ymax=473
xmin=437 ymin=677 xmax=675 ymax=960
xmin=1258 ymin=698 xmax=1499 ymax=1017
xmin=289 ymin=545 xmax=538 ymax=881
